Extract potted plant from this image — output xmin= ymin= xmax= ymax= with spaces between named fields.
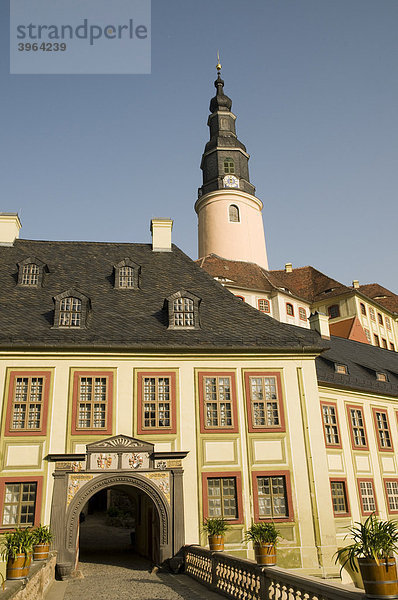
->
xmin=203 ymin=517 xmax=230 ymax=551
xmin=32 ymin=524 xmax=53 ymax=561
xmin=335 ymin=513 xmax=398 ymax=598
xmin=243 ymin=522 xmax=279 ymax=565
xmin=1 ymin=528 xmax=34 ymax=580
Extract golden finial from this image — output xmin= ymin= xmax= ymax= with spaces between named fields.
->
xmin=216 ymin=50 xmax=222 ymax=73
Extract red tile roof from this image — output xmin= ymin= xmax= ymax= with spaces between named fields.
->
xmin=329 ymin=317 xmax=369 ymax=344
xmin=358 ymin=284 xmax=398 ymax=315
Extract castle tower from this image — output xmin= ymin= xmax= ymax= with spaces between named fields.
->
xmin=195 ymin=62 xmax=268 ymax=269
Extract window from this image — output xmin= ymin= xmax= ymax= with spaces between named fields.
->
xmin=167 ymin=290 xmax=200 ymax=330
xmin=360 ymin=303 xmax=367 ymax=316
xmin=382 ymin=338 xmax=388 ymax=349
xmin=54 ymin=290 xmax=90 ymax=329
xmin=376 ymin=372 xmax=388 ymax=382
xmin=205 ymin=377 xmax=232 ymax=428
xmin=17 ymin=257 xmax=46 ymax=287
xmin=253 ymin=474 xmax=294 ymax=522
xmin=373 ymin=409 xmax=393 ymax=451
xmin=374 ymin=334 xmax=380 ymax=346
xmin=228 ymin=205 xmax=240 ymax=223
xmin=335 ymin=364 xmax=348 ymax=375
xmin=258 ymin=299 xmax=270 ymax=313
xmin=390 ymin=343 xmax=395 ymax=351
xmin=328 ymin=305 xmax=340 ymax=319
xmin=330 ymin=480 xmax=350 ymax=516
xmin=202 ymin=472 xmax=243 ymax=523
xmin=137 ymin=372 xmax=177 ymax=435
xmin=358 ymin=479 xmax=377 ymax=515
xmin=223 ymin=157 xmax=235 ymax=174
xmin=347 ymin=405 xmax=368 ymax=449
xmin=0 ymin=478 xmax=42 ymax=528
xmin=364 ymin=329 xmax=371 ymax=343
xmin=299 ymin=307 xmax=307 ymax=321
xmin=244 ymin=372 xmax=285 ymax=433
xmin=286 ymin=303 xmax=294 ymax=317
xmin=378 ymin=313 xmax=383 ymax=325
xmin=386 ymin=318 xmax=391 ymax=330
xmin=384 ymin=480 xmax=398 ymax=513
xmin=71 ymin=371 xmax=113 ymax=435
xmin=369 ymin=307 xmax=376 ymax=321
xmin=114 ymin=258 xmax=140 ymax=290
xmin=60 ymin=297 xmax=82 ymax=327
xmin=235 ymin=295 xmax=245 ymax=301
xmin=321 ymin=402 xmax=341 ymax=447
xmin=198 ymin=372 xmax=238 ymax=433
xmin=5 ymin=371 xmax=51 ymax=436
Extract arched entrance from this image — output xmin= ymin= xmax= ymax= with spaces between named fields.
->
xmin=50 ymin=436 xmax=186 ymax=578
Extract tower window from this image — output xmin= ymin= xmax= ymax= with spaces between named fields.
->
xmin=223 ymin=158 xmax=235 ymax=174
xmin=228 ymin=204 xmax=240 ymax=223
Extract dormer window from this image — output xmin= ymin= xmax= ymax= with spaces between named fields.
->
xmin=228 ymin=205 xmax=240 ymax=223
xmin=17 ymin=257 xmax=46 ymax=287
xmin=376 ymin=372 xmax=388 ymax=382
xmin=53 ymin=290 xmax=90 ymax=329
xmin=167 ymin=290 xmax=200 ymax=330
xmin=114 ymin=259 xmax=140 ymax=290
xmin=224 ymin=158 xmax=235 ymax=174
xmin=335 ymin=364 xmax=348 ymax=375
xmin=60 ymin=298 xmax=82 ymax=327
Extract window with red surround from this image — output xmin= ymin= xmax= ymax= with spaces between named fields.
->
xmin=244 ymin=372 xmax=285 ymax=433
xmin=384 ymin=479 xmax=398 ymax=514
xmin=357 ymin=479 xmax=378 ymax=516
xmin=235 ymin=295 xmax=245 ymax=301
xmin=330 ymin=478 xmax=350 ymax=517
xmin=320 ymin=401 xmax=342 ymax=448
xmin=71 ymin=371 xmax=114 ymax=435
xmin=346 ymin=404 xmax=369 ymax=450
xmin=202 ymin=472 xmax=243 ymax=524
xmin=372 ymin=408 xmax=393 ymax=452
xmin=198 ymin=372 xmax=238 ymax=434
xmin=252 ymin=471 xmax=294 ymax=523
xmin=286 ymin=303 xmax=294 ymax=317
xmin=298 ymin=307 xmax=307 ymax=321
xmin=0 ymin=477 xmax=43 ymax=530
xmin=137 ymin=372 xmax=177 ymax=435
xmin=258 ymin=299 xmax=270 ymax=313
xmin=5 ymin=371 xmax=51 ymax=436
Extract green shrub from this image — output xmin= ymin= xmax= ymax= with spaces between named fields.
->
xmin=243 ymin=522 xmax=279 ymax=545
xmin=202 ymin=517 xmax=230 ymax=536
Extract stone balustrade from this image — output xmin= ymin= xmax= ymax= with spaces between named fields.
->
xmin=184 ymin=545 xmax=367 ymax=600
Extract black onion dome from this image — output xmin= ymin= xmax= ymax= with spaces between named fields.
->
xmin=209 ymin=75 xmax=232 ymax=113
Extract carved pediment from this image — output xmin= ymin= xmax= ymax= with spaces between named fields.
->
xmin=86 ymin=435 xmax=154 ymax=453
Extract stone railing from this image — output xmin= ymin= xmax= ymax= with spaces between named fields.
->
xmin=184 ymin=545 xmax=366 ymax=600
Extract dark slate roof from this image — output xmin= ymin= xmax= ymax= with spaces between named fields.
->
xmin=316 ymin=336 xmax=398 ymax=397
xmin=0 ymin=239 xmax=324 ymax=352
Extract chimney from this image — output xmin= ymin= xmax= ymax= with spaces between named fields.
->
xmin=285 ymin=262 xmax=293 ymax=273
xmin=352 ymin=280 xmax=359 ymax=289
xmin=150 ymin=218 xmax=173 ymax=252
xmin=309 ymin=312 xmax=330 ymax=339
xmin=0 ymin=213 xmax=21 ymax=246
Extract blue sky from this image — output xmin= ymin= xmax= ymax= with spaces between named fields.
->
xmin=1 ymin=0 xmax=397 ymax=291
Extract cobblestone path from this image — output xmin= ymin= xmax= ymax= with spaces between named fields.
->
xmin=61 ymin=518 xmax=220 ymax=600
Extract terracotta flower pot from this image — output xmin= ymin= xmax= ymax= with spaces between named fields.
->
xmin=208 ymin=534 xmax=224 ymax=551
xmin=358 ymin=557 xmax=398 ymax=599
xmin=254 ymin=543 xmax=276 ymax=566
xmin=6 ymin=554 xmax=30 ymax=580
xmin=33 ymin=543 xmax=50 ymax=561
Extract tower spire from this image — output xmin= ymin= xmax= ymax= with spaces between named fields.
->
xmin=195 ymin=65 xmax=269 ymax=269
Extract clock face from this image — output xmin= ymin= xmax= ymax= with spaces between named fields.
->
xmin=223 ymin=175 xmax=239 ymax=189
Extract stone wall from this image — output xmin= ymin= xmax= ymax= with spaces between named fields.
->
xmin=0 ymin=555 xmax=55 ymax=600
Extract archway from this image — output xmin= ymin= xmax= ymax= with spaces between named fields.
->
xmin=49 ymin=435 xmax=186 ymax=578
